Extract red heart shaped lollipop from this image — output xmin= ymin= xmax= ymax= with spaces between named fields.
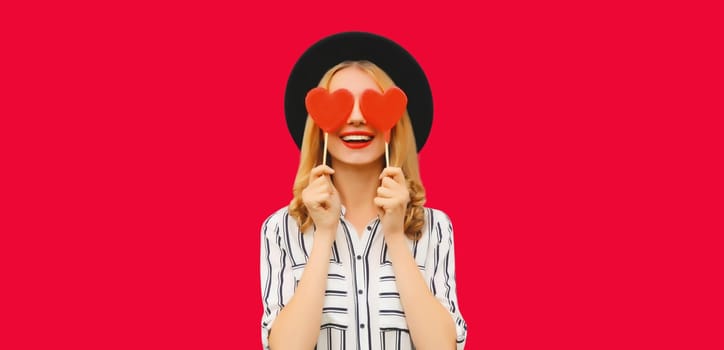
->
xmin=360 ymin=87 xmax=407 ymax=141
xmin=305 ymin=87 xmax=354 ymax=133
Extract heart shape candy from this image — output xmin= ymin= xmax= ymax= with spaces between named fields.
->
xmin=304 ymin=87 xmax=354 ymax=133
xmin=359 ymin=87 xmax=408 ymax=140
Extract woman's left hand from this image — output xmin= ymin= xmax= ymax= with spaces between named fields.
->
xmin=374 ymin=167 xmax=410 ymax=238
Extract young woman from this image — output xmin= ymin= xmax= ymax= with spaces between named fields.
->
xmin=261 ymin=32 xmax=467 ymax=350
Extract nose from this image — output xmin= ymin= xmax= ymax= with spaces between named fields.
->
xmin=346 ymin=98 xmax=366 ymax=126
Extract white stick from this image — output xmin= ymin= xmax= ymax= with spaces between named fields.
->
xmin=323 ymin=132 xmax=329 ymax=166
xmin=385 ymin=142 xmax=390 ymax=168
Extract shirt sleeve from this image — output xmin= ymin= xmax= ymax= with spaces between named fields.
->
xmin=429 ymin=209 xmax=468 ymax=349
xmin=260 ymin=210 xmax=295 ymax=349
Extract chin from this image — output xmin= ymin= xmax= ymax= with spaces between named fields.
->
xmin=329 ymin=151 xmax=384 ymax=167
xmin=333 ymin=156 xmax=384 ymax=167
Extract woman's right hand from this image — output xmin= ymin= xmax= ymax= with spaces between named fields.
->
xmin=302 ymin=165 xmax=341 ymax=235
xmin=268 ymin=165 xmax=341 ymax=349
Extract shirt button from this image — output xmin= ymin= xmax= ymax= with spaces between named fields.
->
xmin=358 ymin=289 xmax=363 ymax=295
xmin=356 ymin=255 xmax=362 ymax=260
xmin=366 ymin=226 xmax=372 ymax=231
xmin=360 ymin=323 xmax=365 ymax=329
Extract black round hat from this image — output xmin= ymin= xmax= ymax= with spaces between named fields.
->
xmin=284 ymin=31 xmax=433 ymax=152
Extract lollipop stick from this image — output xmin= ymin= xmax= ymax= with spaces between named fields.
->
xmin=383 ymin=130 xmax=392 ymax=168
xmin=385 ymin=142 xmax=389 ymax=168
xmin=323 ymin=132 xmax=329 ymax=166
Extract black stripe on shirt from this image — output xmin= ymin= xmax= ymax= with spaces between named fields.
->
xmin=363 ymin=219 xmax=380 ymax=348
xmin=380 ymin=309 xmax=406 ymax=316
xmin=323 ymin=307 xmax=348 ymax=314
xmin=262 ymin=217 xmax=273 ymax=316
xmin=299 ymin=226 xmax=308 ymax=261
xmin=325 ymin=289 xmax=348 ymax=296
xmin=443 ymin=224 xmax=455 ymax=314
xmin=328 ymin=273 xmax=345 ymax=280
xmin=320 ymin=323 xmax=348 ymax=330
xmin=276 ymin=233 xmax=288 ymax=308
xmin=331 ymin=241 xmax=341 ymax=264
xmin=283 ymin=211 xmax=299 ymax=267
xmin=340 ymin=220 xmax=361 ymax=350
xmin=379 ymin=292 xmax=400 ymax=298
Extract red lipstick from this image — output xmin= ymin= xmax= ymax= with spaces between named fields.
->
xmin=339 ymin=131 xmax=375 ymax=149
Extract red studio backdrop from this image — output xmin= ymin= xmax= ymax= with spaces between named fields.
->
xmin=2 ymin=1 xmax=722 ymax=349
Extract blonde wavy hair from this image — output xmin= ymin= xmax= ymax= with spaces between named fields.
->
xmin=288 ymin=60 xmax=427 ymax=240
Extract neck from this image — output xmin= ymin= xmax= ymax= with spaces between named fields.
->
xmin=331 ymin=160 xmax=383 ymax=215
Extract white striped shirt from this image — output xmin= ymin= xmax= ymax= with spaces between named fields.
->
xmin=260 ymin=205 xmax=467 ymax=349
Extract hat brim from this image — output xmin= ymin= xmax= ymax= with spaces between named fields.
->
xmin=284 ymin=31 xmax=433 ymax=152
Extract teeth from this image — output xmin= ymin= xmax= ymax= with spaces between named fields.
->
xmin=342 ymin=135 xmax=372 ymax=142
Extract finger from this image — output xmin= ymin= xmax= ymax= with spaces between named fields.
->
xmin=373 ymin=196 xmax=386 ymax=208
xmin=379 ymin=167 xmax=406 ymax=185
xmin=313 ymin=165 xmax=336 ymax=191
xmin=305 ymin=189 xmax=330 ymax=203
xmin=311 ymin=193 xmax=331 ymax=209
xmin=308 ymin=199 xmax=325 ymax=209
xmin=309 ymin=185 xmax=334 ymax=199
xmin=374 ymin=197 xmax=396 ymax=209
xmin=317 ymin=192 xmax=331 ymax=203
xmin=314 ymin=164 xmax=336 ymax=175
xmin=380 ymin=176 xmax=401 ymax=189
xmin=376 ymin=186 xmax=395 ymax=198
xmin=312 ymin=175 xmax=331 ymax=188
xmin=310 ymin=165 xmax=335 ymax=182
xmin=310 ymin=175 xmax=334 ymax=193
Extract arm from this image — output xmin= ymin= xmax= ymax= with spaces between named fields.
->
xmin=264 ymin=165 xmax=341 ymax=349
xmin=260 ymin=213 xmax=292 ymax=349
xmin=375 ymin=168 xmax=466 ymax=349
xmin=267 ymin=230 xmax=334 ymax=350
xmin=387 ymin=234 xmax=457 ymax=349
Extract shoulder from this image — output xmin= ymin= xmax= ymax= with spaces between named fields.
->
xmin=260 ymin=206 xmax=293 ymax=235
xmin=420 ymin=207 xmax=455 ymax=241
xmin=264 ymin=206 xmax=291 ymax=222
xmin=423 ymin=207 xmax=454 ymax=229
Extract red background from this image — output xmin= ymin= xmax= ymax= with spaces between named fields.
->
xmin=2 ymin=1 xmax=722 ymax=349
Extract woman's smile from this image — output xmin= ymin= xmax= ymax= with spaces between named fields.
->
xmin=339 ymin=130 xmax=376 ymax=149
